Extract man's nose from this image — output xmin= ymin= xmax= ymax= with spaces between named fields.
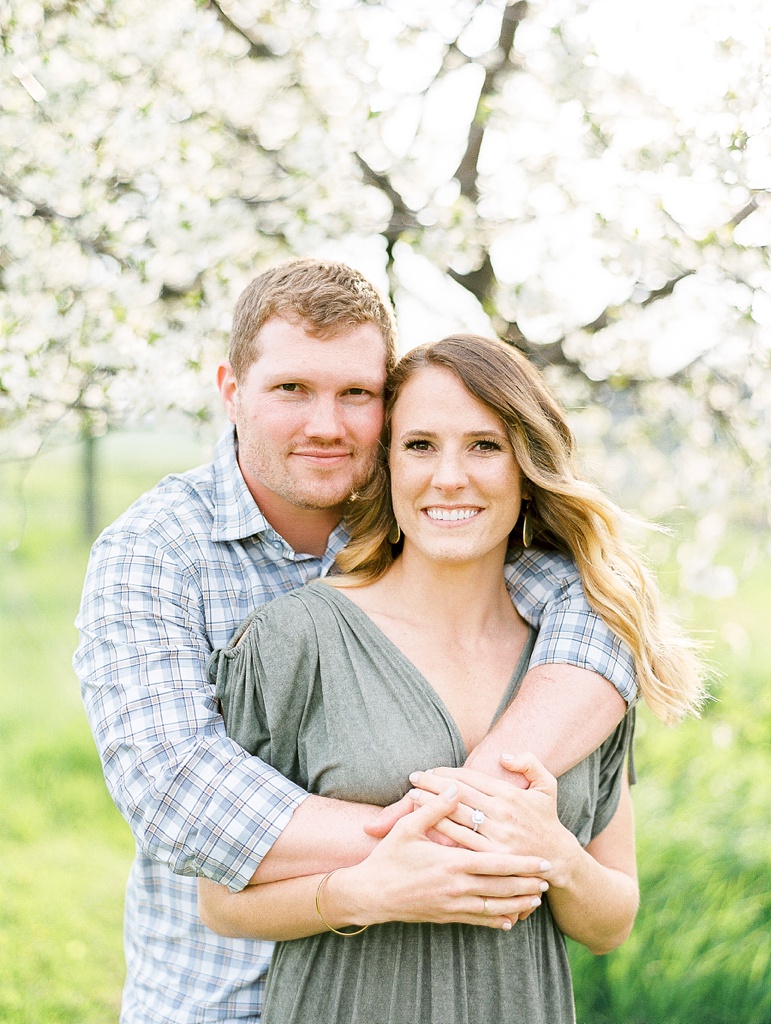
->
xmin=303 ymin=397 xmax=344 ymax=439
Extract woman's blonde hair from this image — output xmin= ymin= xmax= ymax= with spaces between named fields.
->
xmin=337 ymin=333 xmax=707 ymax=724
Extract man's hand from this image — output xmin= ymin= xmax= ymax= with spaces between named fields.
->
xmin=362 ymin=793 xmax=415 ymax=840
xmin=363 ymin=791 xmax=456 ymax=846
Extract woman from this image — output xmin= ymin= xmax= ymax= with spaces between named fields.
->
xmin=201 ymin=334 xmax=705 ymax=1023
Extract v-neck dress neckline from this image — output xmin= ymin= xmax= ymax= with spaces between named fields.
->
xmin=315 ymin=581 xmax=536 ymax=760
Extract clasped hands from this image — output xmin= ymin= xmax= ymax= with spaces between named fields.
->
xmin=356 ymin=753 xmax=577 ymax=931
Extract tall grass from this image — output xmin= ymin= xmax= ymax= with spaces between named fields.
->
xmin=0 ymin=431 xmax=768 ymax=1023
xmin=571 ymin=544 xmax=771 ymax=1021
xmin=0 ymin=430 xmax=212 ymax=1024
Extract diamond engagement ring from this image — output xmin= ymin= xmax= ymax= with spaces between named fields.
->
xmin=471 ymin=808 xmax=485 ymax=832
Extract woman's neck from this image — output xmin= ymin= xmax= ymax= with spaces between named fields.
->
xmin=367 ymin=543 xmax=515 ymax=639
xmin=340 ymin=540 xmax=529 ymax=753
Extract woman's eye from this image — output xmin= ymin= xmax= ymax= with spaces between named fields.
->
xmin=474 ymin=439 xmax=503 ymax=451
xmin=403 ymin=439 xmax=431 ymax=451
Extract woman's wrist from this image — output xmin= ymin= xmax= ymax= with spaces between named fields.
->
xmin=545 ymin=829 xmax=587 ymax=892
xmin=315 ymin=870 xmax=369 ymax=935
xmin=317 ymin=864 xmax=380 ymax=932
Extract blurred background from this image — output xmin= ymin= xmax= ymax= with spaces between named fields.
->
xmin=1 ymin=0 xmax=769 ymax=1021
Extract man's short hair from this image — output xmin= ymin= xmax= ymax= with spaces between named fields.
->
xmin=229 ymin=258 xmax=397 ymax=379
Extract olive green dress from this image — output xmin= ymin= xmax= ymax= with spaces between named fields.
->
xmin=209 ymin=579 xmax=634 ymax=1024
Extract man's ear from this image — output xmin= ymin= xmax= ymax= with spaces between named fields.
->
xmin=217 ymin=361 xmax=238 ymax=424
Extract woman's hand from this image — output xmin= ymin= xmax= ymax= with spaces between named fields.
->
xmin=408 ymin=756 xmax=640 ymax=953
xmin=406 ymin=753 xmax=583 ymax=888
xmin=339 ymin=783 xmax=551 ymax=932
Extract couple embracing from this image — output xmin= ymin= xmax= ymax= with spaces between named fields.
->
xmin=76 ymin=258 xmax=704 ymax=1024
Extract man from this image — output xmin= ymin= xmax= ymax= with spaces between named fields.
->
xmin=75 ymin=258 xmax=634 ymax=1024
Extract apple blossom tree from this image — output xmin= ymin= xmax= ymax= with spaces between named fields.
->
xmin=1 ymin=0 xmax=769 ymax=573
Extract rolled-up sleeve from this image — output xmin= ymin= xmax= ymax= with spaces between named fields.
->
xmin=74 ymin=529 xmax=308 ymax=893
xmin=505 ymin=548 xmax=638 ymax=705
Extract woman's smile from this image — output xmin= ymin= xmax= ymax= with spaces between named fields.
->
xmin=423 ymin=506 xmax=482 ymax=523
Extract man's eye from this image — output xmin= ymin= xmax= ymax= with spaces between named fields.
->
xmin=279 ymin=383 xmax=300 ymax=392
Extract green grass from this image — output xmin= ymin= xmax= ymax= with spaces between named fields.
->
xmin=570 ymin=543 xmax=771 ymax=1023
xmin=0 ymin=429 xmax=213 ymax=1024
xmin=1 ymin=429 xmax=769 ymax=1023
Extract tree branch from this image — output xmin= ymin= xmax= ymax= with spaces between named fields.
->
xmin=207 ymin=0 xmax=278 ymax=59
xmin=355 ymin=154 xmax=420 ymax=242
xmin=727 ymin=194 xmax=759 ymax=229
xmin=454 ymin=1 xmax=528 ymax=200
xmin=0 ymin=175 xmax=128 ymax=267
xmin=639 ymin=270 xmax=696 ymax=306
xmin=447 ymin=254 xmax=496 ymax=307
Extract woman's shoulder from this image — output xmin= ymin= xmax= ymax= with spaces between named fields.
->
xmin=225 ymin=578 xmax=358 ymax=650
xmin=219 ymin=580 xmax=322 ymax=650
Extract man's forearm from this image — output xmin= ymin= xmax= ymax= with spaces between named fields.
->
xmin=466 ymin=664 xmax=626 ymax=783
xmin=204 ymin=788 xmax=547 ymax=939
xmin=249 ymin=793 xmax=382 ymax=883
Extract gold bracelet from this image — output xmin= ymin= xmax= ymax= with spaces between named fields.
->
xmin=315 ymin=870 xmax=369 ymax=936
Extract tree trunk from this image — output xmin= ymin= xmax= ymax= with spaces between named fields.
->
xmin=81 ymin=417 xmax=99 ymax=542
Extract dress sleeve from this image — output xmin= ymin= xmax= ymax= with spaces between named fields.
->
xmin=505 ymin=547 xmax=638 ymax=705
xmin=591 ymin=707 xmax=636 ymax=840
xmin=208 ymin=590 xmax=320 ymax=789
xmin=74 ymin=528 xmax=307 ymax=893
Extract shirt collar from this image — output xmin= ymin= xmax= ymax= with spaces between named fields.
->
xmin=211 ymin=426 xmax=271 ymax=543
xmin=210 ymin=426 xmax=350 ymax=568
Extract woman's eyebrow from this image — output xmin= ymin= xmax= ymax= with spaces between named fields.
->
xmin=397 ymin=427 xmax=508 ymax=438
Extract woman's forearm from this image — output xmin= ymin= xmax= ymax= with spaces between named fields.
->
xmin=543 ymin=779 xmax=639 ymax=954
xmin=544 ymin=841 xmax=639 ymax=953
xmin=199 ymin=873 xmax=330 ymax=941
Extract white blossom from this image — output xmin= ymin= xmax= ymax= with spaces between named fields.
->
xmin=0 ymin=0 xmax=768 ymax=585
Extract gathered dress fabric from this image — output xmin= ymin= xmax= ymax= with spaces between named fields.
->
xmin=209 ymin=579 xmax=634 ymax=1024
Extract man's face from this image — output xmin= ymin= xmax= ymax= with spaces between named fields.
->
xmin=218 ymin=317 xmax=387 ymax=520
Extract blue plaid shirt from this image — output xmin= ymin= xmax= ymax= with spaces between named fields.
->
xmin=74 ymin=427 xmax=636 ymax=1024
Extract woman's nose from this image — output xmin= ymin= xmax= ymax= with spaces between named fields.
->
xmin=431 ymin=450 xmax=468 ymax=491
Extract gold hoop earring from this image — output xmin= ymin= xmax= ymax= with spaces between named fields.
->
xmin=522 ymin=507 xmax=533 ymax=548
xmin=387 ymin=521 xmax=401 ymax=545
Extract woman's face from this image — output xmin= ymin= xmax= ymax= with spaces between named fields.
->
xmin=388 ymin=365 xmax=525 ymax=568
